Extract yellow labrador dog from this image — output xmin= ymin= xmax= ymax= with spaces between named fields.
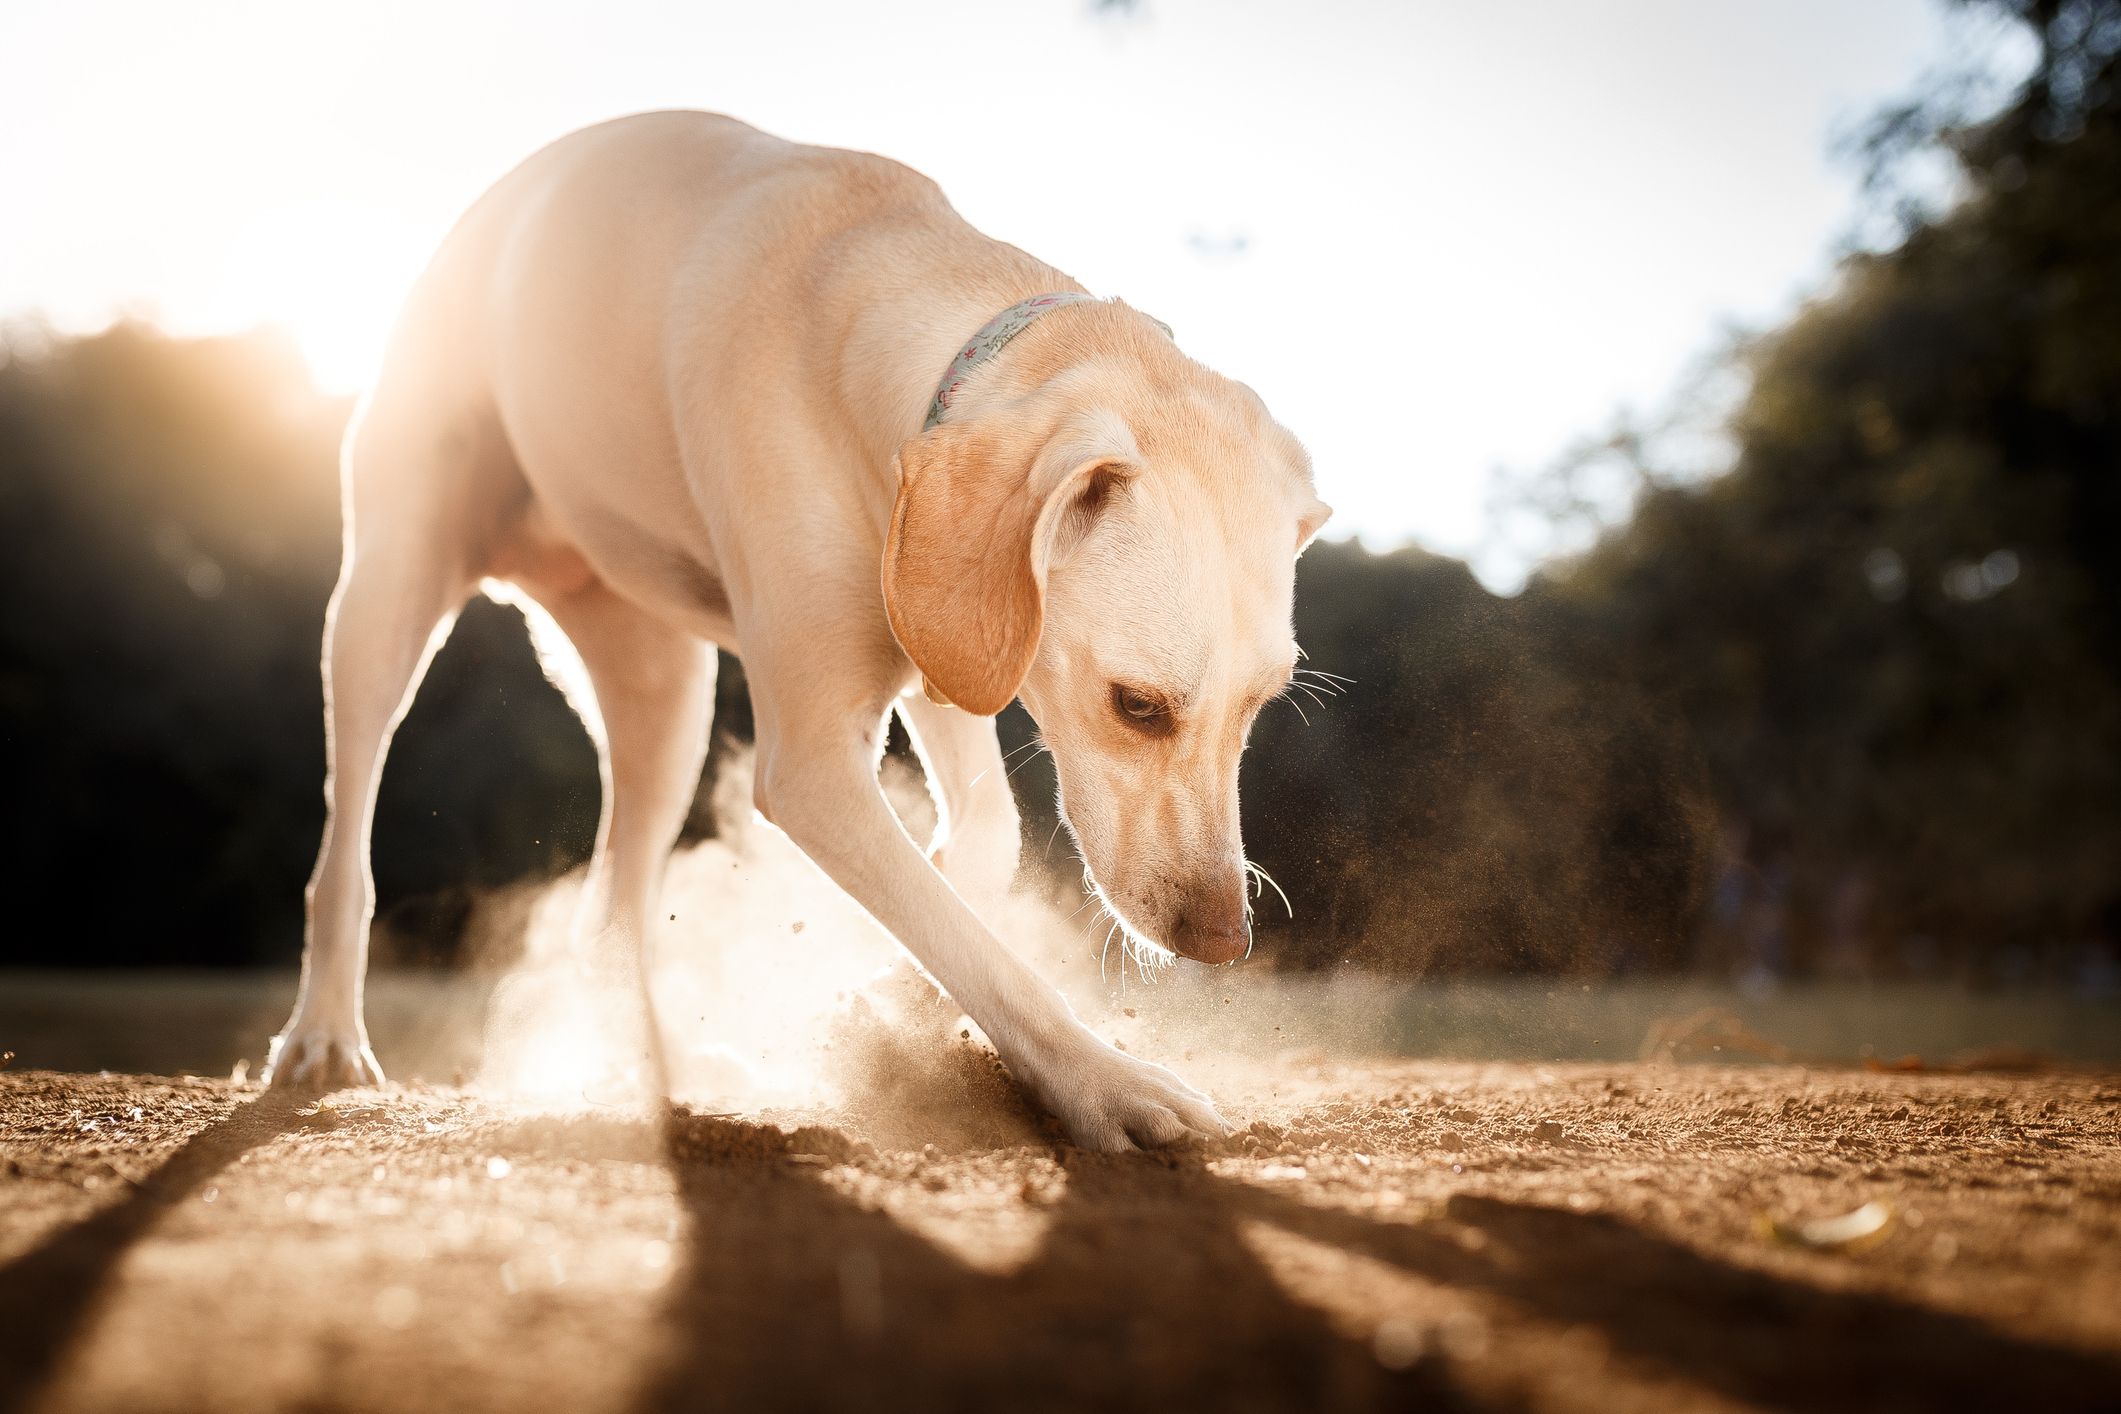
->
xmin=266 ymin=111 xmax=1330 ymax=1150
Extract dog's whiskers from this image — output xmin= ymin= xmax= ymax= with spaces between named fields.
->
xmin=1065 ymin=891 xmax=1105 ymax=923
xmin=1074 ymin=894 xmax=1122 ymax=965
xmin=1098 ymin=915 xmax=1121 ymax=986
xmin=1293 ymin=669 xmax=1350 ymax=697
xmin=1245 ymin=859 xmax=1294 ymax=919
xmin=1004 ymin=738 xmax=1052 ymax=782
xmin=1290 ymin=682 xmax=1334 ymax=712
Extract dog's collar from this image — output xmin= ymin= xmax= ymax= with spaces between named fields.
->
xmin=923 ymin=293 xmax=1171 ymax=431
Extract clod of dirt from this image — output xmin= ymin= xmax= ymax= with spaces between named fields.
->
xmin=1533 ymin=1121 xmax=1565 ymax=1143
xmin=666 ymin=1110 xmax=870 ymax=1166
xmin=295 ymin=1102 xmax=343 ymax=1131
xmin=1439 ymin=1132 xmax=1466 ymax=1152
xmin=821 ymin=971 xmax=1050 ymax=1154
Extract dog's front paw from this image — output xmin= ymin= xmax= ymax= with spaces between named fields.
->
xmin=264 ymin=1018 xmax=385 ymax=1091
xmin=1024 ymin=1029 xmax=1226 ymax=1153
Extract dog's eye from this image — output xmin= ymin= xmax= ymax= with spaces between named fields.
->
xmin=1111 ymin=684 xmax=1173 ymax=735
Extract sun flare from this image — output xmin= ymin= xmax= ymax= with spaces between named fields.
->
xmin=210 ymin=201 xmax=433 ymax=397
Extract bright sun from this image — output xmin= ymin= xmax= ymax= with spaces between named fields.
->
xmin=210 ymin=201 xmax=435 ymax=397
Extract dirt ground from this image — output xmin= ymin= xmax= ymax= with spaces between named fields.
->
xmin=3 ymin=1054 xmax=2119 ymax=1414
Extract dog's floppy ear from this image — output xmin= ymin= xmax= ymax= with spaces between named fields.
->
xmin=884 ymin=413 xmax=1130 ymax=716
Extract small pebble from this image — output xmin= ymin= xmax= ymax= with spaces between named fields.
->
xmin=1533 ymin=1121 xmax=1564 ymax=1143
xmin=1439 ymin=1132 xmax=1465 ymax=1152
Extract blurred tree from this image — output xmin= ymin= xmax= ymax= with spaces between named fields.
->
xmin=0 ymin=324 xmax=604 ymax=967
xmin=1527 ymin=0 xmax=2121 ymax=974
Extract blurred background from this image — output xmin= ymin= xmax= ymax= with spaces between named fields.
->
xmin=2 ymin=0 xmax=2116 ymax=1033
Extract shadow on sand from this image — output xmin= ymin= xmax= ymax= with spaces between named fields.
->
xmin=7 ymin=1094 xmax=2117 ymax=1413
xmin=634 ymin=1112 xmax=2121 ymax=1414
xmin=0 ymin=1091 xmax=308 ymax=1414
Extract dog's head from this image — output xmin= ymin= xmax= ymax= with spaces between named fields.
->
xmin=885 ymin=320 xmax=1329 ymax=964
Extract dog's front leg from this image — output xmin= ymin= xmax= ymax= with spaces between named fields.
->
xmin=750 ymin=681 xmax=1223 ymax=1151
xmin=894 ymin=692 xmax=1022 ymax=914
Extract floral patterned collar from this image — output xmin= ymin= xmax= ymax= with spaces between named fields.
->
xmin=924 ymin=293 xmax=1171 ymax=431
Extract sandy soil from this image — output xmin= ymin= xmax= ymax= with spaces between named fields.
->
xmin=3 ymin=1053 xmax=2118 ymax=1414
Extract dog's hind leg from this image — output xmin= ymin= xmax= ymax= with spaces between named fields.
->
xmin=525 ymin=578 xmax=716 ymax=1094
xmin=266 ymin=404 xmax=491 ymax=1090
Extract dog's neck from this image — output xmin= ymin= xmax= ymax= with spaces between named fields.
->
xmin=824 ymin=222 xmax=1192 ymax=529
xmin=849 ymin=287 xmax=1186 ymax=473
xmin=830 ymin=257 xmax=1083 ymax=466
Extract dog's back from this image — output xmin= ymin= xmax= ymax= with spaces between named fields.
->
xmin=352 ymin=110 xmax=999 ymax=639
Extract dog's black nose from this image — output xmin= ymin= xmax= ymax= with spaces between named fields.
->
xmin=1170 ymin=882 xmax=1249 ymax=965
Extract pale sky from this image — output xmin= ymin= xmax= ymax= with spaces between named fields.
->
xmin=2 ymin=0 xmax=1987 ymax=587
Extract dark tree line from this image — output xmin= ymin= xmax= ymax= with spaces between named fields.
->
xmin=2 ymin=0 xmax=2114 ymax=978
xmin=1503 ymin=0 xmax=2121 ymax=976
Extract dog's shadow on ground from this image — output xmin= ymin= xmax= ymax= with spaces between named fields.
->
xmin=1247 ymin=1188 xmax=2121 ymax=1412
xmin=636 ymin=1111 xmax=1499 ymax=1414
xmin=0 ymin=1092 xmax=311 ymax=1414
xmin=8 ymin=1090 xmax=2120 ymax=1414
xmin=637 ymin=1110 xmax=2121 ymax=1414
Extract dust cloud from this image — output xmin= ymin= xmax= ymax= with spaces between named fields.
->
xmin=472 ymin=748 xmax=1310 ymax=1135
